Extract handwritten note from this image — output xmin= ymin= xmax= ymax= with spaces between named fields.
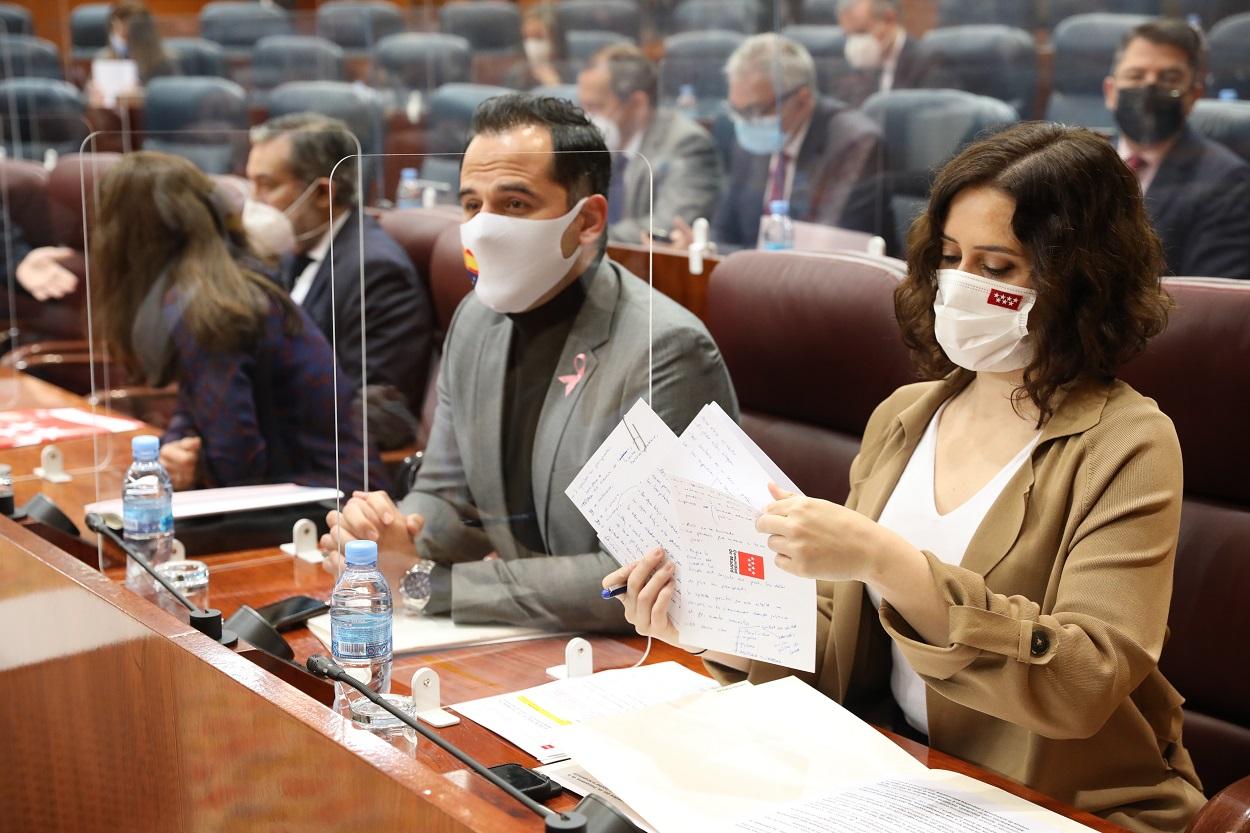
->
xmin=567 ymin=400 xmax=815 ymax=671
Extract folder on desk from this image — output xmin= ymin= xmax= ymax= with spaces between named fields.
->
xmin=84 ymin=483 xmax=342 ymax=520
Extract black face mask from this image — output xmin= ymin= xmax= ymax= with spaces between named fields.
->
xmin=1114 ymin=85 xmax=1187 ymax=145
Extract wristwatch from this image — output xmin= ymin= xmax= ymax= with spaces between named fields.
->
xmin=398 ymin=559 xmax=436 ymax=614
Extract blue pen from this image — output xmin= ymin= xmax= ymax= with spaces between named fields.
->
xmin=601 ymin=585 xmax=627 ymax=599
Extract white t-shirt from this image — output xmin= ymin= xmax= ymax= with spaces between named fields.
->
xmin=867 ymin=400 xmax=1040 ymax=735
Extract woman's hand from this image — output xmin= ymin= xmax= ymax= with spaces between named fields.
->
xmin=756 ymin=483 xmax=912 ymax=582
xmin=602 ymin=547 xmax=680 ymax=646
xmin=159 ymin=436 xmax=201 ymax=490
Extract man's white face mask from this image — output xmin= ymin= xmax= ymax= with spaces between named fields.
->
xmin=460 ymin=197 xmax=589 ymax=314
xmin=844 ymin=32 xmax=885 ymax=70
xmin=242 ymin=198 xmax=296 ymax=259
xmin=932 ymin=269 xmax=1037 ymax=373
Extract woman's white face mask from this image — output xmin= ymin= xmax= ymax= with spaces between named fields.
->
xmin=932 ymin=268 xmax=1037 ymax=373
xmin=460 ymin=197 xmax=589 ymax=314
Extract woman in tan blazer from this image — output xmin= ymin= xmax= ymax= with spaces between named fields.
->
xmin=605 ymin=122 xmax=1205 ymax=833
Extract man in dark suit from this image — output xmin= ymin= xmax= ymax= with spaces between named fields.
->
xmin=834 ymin=0 xmax=933 ymax=108
xmin=247 ymin=113 xmax=435 ymax=442
xmin=1103 ymin=19 xmax=1250 ymax=279
xmin=671 ymin=33 xmax=884 ymax=252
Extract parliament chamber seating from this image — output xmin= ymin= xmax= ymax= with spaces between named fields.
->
xmin=1119 ymin=277 xmax=1250 ymax=800
xmin=702 ymin=249 xmax=913 ymax=504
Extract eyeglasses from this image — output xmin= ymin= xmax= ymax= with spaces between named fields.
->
xmin=728 ymin=85 xmax=804 ymax=122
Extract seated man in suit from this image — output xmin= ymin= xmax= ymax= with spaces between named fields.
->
xmin=672 ymin=34 xmax=885 ymax=252
xmin=577 ymin=43 xmax=723 ymax=244
xmin=1103 ymin=18 xmax=1250 ymax=278
xmin=323 ymin=93 xmax=738 ymax=632
xmin=246 ymin=113 xmax=436 ymax=444
xmin=835 ymin=0 xmax=933 ymax=107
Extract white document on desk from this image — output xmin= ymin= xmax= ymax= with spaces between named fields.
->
xmin=566 ymin=399 xmax=815 ymax=671
xmin=451 ymin=661 xmax=718 ymax=765
xmin=308 ymin=612 xmax=556 ymax=655
xmin=734 ymin=769 xmax=1098 ymax=833
xmin=534 ymin=761 xmax=660 ymax=833
xmin=558 ymin=676 xmax=1095 ymax=833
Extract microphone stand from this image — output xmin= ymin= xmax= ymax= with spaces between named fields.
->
xmin=86 ymin=512 xmax=238 ymax=647
xmin=306 ymin=655 xmax=643 ymax=833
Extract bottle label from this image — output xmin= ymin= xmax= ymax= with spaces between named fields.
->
xmin=123 ymin=500 xmax=174 ymax=536
xmin=331 ymin=611 xmax=392 ymax=660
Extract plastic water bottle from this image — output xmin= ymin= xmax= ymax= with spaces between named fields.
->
xmin=676 ymin=83 xmax=699 ymax=119
xmin=122 ymin=435 xmax=174 ymax=592
xmin=760 ymin=199 xmax=795 ymax=251
xmin=331 ymin=540 xmax=393 ymax=712
xmin=396 ymin=168 xmax=422 ymax=209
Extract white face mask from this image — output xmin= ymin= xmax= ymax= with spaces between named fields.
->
xmin=844 ymin=32 xmax=884 ymax=70
xmin=524 ymin=38 xmax=553 ymax=65
xmin=932 ymin=269 xmax=1037 ymax=373
xmin=589 ymin=113 xmax=623 ymax=153
xmin=242 ymin=198 xmax=296 ymax=259
xmin=461 ymin=197 xmax=589 ymax=314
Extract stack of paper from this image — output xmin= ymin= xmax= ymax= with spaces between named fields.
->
xmin=567 ymin=399 xmax=815 ymax=671
xmin=450 ymin=661 xmax=719 ymax=765
xmin=556 ymin=677 xmax=1097 ymax=833
xmin=85 ymin=482 xmax=342 ymax=520
xmin=309 ymin=612 xmax=558 ymax=656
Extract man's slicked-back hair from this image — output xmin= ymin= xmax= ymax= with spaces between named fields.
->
xmin=1114 ymin=18 xmax=1207 ymax=83
xmin=466 ymin=92 xmax=611 ymax=207
xmin=250 ymin=112 xmax=361 ymax=208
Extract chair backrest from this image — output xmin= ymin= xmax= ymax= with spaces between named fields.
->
xmin=1209 ymin=13 xmax=1250 ymax=102
xmin=1041 ymin=0 xmax=1161 ymax=29
xmin=0 ymin=35 xmax=63 ymax=81
xmin=530 ymin=83 xmax=579 ymax=105
xmin=566 ymin=30 xmax=633 ymax=64
xmin=250 ymin=35 xmax=345 ymax=93
xmin=557 ymin=0 xmax=641 ymax=39
xmin=420 ymin=82 xmax=512 ymax=190
xmin=141 ymin=76 xmax=248 ymax=174
xmin=316 ymin=0 xmax=406 ymax=51
xmin=780 ymin=24 xmax=850 ymax=96
xmin=199 ymin=2 xmax=294 ymax=52
xmin=1190 ymin=98 xmax=1250 ymax=164
xmin=1118 ymin=277 xmax=1250 ymax=797
xmin=374 ymin=33 xmax=472 ymax=93
xmin=703 ymin=249 xmax=915 ymax=503
xmin=47 ymin=151 xmax=121 ymax=252
xmin=671 ymin=0 xmax=760 ymax=34
xmin=0 ymin=157 xmax=50 ymax=247
xmin=1046 ymin=13 xmax=1150 ymax=129
xmin=428 ymin=220 xmax=473 ymax=335
xmin=798 ymin=0 xmax=838 ymax=25
xmin=658 ymin=30 xmax=745 ymax=112
xmin=266 ymin=80 xmax=385 ymax=156
xmin=70 ymin=3 xmax=110 ymax=61
xmin=1180 ymin=0 xmax=1250 ymax=27
xmin=937 ymin=0 xmax=1035 ymax=29
xmin=163 ymin=37 xmax=227 ymax=78
xmin=919 ymin=25 xmax=1037 ymax=115
xmin=0 ymin=3 xmax=32 ymax=37
xmin=439 ymin=1 xmax=523 ymax=53
xmin=0 ymin=78 xmax=87 ymax=161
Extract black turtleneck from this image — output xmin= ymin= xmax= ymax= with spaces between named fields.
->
xmin=499 ymin=267 xmax=591 ymax=554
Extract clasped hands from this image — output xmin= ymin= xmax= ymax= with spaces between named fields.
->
xmin=321 ymin=490 xmax=425 ymax=572
xmin=604 ymin=484 xmax=912 ymax=645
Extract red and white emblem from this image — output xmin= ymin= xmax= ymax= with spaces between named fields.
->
xmin=987 ymin=288 xmax=1023 ymax=310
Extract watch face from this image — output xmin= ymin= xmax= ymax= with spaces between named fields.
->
xmin=401 ymin=569 xmax=432 ymax=608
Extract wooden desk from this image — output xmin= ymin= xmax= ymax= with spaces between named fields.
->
xmin=0 ymin=370 xmax=1130 ymax=832
xmin=606 ymin=242 xmax=720 ymax=321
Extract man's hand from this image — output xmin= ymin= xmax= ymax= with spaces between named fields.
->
xmin=16 ymin=246 xmax=78 ymax=301
xmin=159 ymin=437 xmax=201 ymax=490
xmin=667 ymin=216 xmax=695 ymax=250
xmin=322 ymin=490 xmax=424 ymax=576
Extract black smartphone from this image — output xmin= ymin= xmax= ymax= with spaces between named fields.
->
xmin=254 ymin=595 xmax=330 ymax=631
xmin=488 ymin=763 xmax=563 ymax=801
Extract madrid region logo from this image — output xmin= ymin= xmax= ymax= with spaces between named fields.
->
xmin=729 ymin=549 xmax=765 ymax=580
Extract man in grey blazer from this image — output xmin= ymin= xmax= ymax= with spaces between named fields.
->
xmin=325 ymin=93 xmax=738 ymax=633
xmin=578 ymin=44 xmax=723 ymax=244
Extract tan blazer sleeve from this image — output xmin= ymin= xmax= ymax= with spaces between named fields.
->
xmin=879 ymin=406 xmax=1183 ymax=740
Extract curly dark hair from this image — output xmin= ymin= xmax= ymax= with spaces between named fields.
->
xmin=894 ymin=121 xmax=1172 ymax=424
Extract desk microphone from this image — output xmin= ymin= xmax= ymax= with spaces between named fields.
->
xmin=85 ymin=511 xmax=238 ymax=648
xmin=306 ymin=655 xmax=643 ymax=833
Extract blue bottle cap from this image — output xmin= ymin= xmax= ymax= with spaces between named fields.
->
xmin=131 ymin=435 xmax=159 ymax=460
xmin=770 ymin=199 xmax=790 ymax=216
xmin=345 ymin=539 xmax=378 ymax=566
xmin=400 ymin=167 xmax=418 ymax=178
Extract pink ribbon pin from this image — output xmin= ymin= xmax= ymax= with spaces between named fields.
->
xmin=557 ymin=353 xmax=587 ymax=397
